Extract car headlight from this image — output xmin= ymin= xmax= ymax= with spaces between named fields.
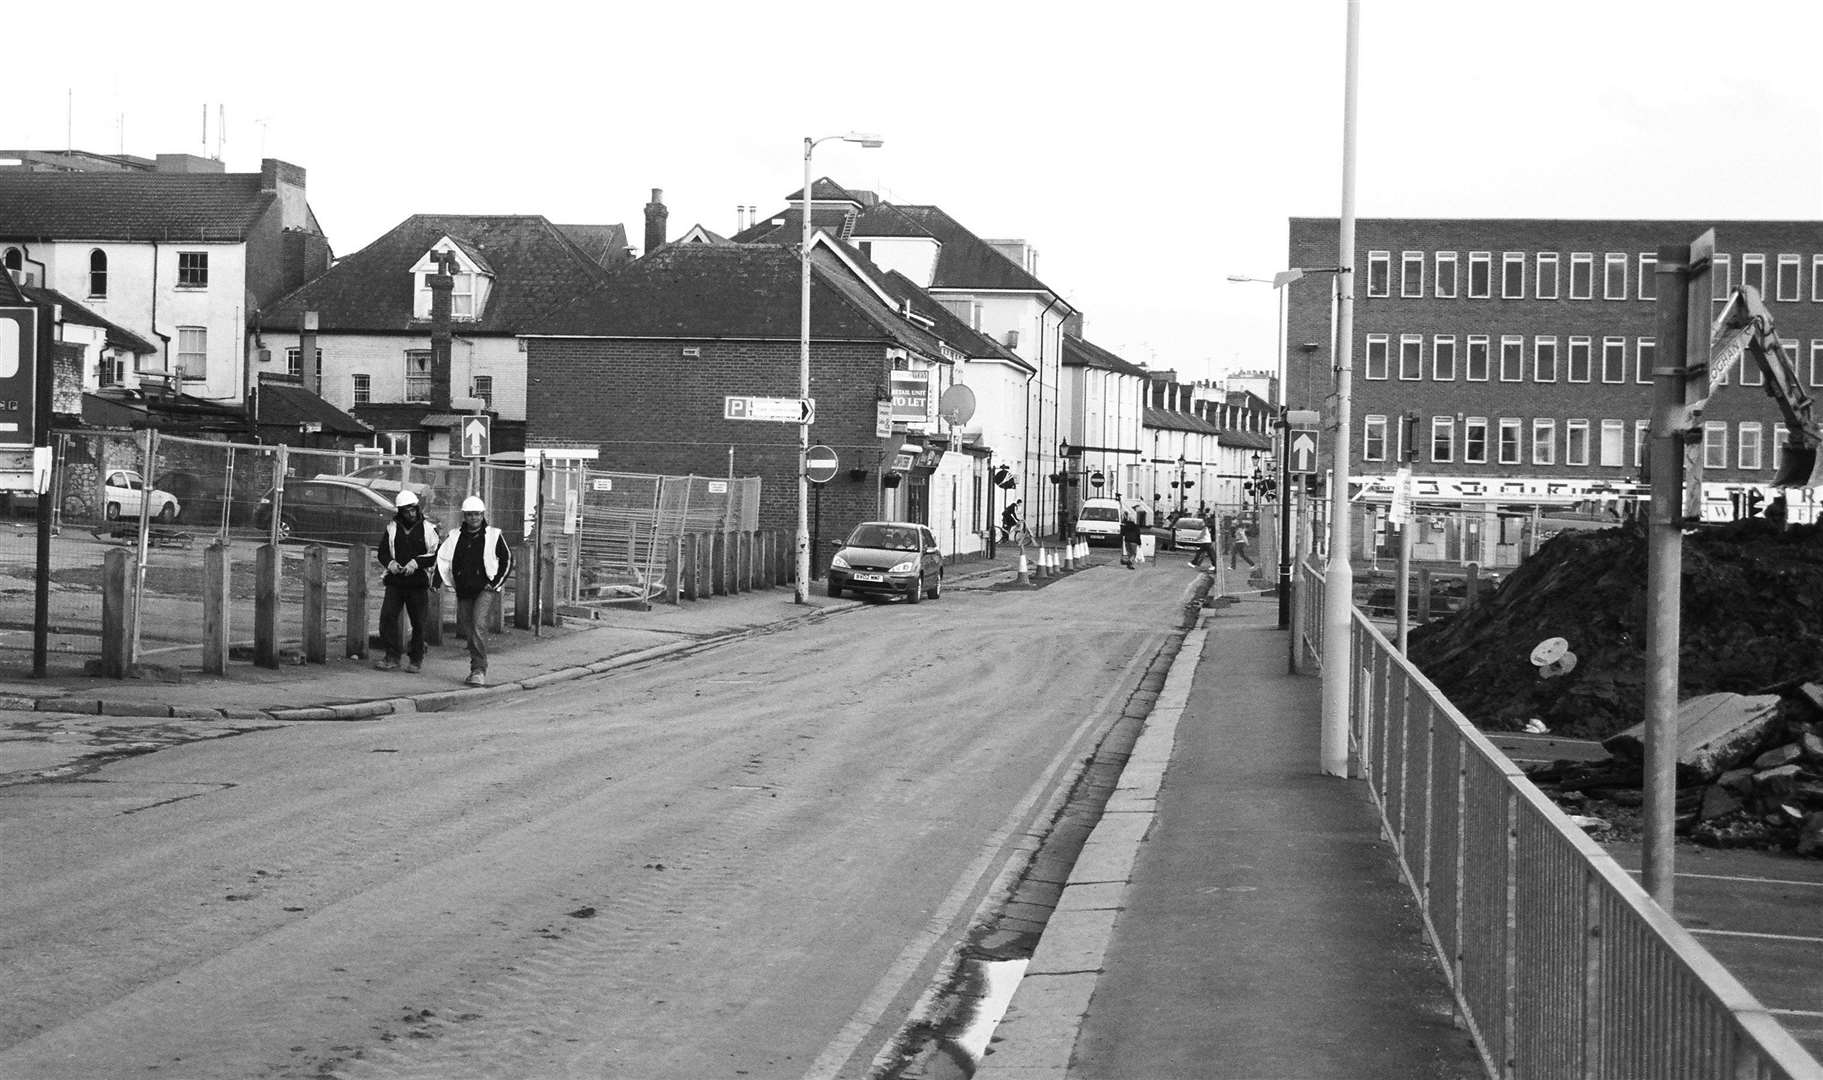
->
xmin=889 ymin=559 xmax=916 ymax=573
xmin=830 ymin=553 xmax=851 ymax=569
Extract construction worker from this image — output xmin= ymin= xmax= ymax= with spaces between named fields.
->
xmin=435 ymin=495 xmax=513 ymax=687
xmin=374 ymin=489 xmax=439 ymax=673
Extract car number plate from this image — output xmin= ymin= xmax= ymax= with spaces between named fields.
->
xmin=853 ymin=572 xmax=884 ymax=582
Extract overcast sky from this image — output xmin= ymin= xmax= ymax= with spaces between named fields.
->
xmin=8 ymin=1 xmax=1820 ymax=386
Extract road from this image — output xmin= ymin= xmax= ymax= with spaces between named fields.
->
xmin=0 ymin=559 xmax=1186 ymax=1079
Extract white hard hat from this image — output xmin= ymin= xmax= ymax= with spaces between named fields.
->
xmin=461 ymin=495 xmax=486 ymax=513
xmin=393 ymin=489 xmax=420 ymax=509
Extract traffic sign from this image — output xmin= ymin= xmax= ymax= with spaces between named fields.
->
xmin=460 ymin=414 xmax=491 ymax=459
xmin=805 ymin=444 xmax=839 ymax=484
xmin=1287 ymin=411 xmax=1320 ymax=476
xmin=0 ymin=305 xmax=38 ymax=450
xmin=726 ymin=395 xmax=816 ymax=424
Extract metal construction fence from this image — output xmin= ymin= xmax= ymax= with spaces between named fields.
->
xmin=1290 ymin=558 xmax=1822 ymax=1080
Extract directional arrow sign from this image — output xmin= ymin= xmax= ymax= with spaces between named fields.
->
xmin=462 ymin=415 xmax=492 ymax=459
xmin=1289 ymin=430 xmax=1319 ymax=476
xmin=725 ymin=395 xmax=816 ymax=424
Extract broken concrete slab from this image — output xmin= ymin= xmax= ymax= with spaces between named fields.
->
xmin=1601 ymin=692 xmax=1783 ymax=782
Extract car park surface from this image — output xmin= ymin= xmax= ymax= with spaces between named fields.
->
xmin=826 ymin=521 xmax=944 ymax=603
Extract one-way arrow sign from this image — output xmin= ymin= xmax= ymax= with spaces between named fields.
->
xmin=1289 ymin=430 xmax=1319 ymax=475
xmin=462 ymin=415 xmax=492 ymax=459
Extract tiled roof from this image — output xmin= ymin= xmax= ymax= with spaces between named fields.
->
xmin=878 ymin=269 xmax=1029 ymax=369
xmin=263 ymin=214 xmax=617 ymax=333
xmin=531 ymin=243 xmax=939 ymax=355
xmin=1063 ymin=334 xmax=1148 ymax=377
xmin=20 ymin=284 xmax=158 ymax=353
xmin=882 ymin=205 xmax=1062 ymax=296
xmin=555 ymin=223 xmax=633 ymax=268
xmin=1145 ymin=405 xmax=1222 ymax=435
xmin=0 ymin=271 xmax=27 ymax=306
xmin=254 ymin=377 xmax=372 ymax=436
xmin=1218 ymin=429 xmax=1273 ymax=450
xmin=0 ymin=170 xmax=277 ymax=241
xmin=731 ymin=206 xmax=850 ymax=244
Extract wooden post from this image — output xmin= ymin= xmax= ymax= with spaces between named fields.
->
xmin=1464 ymin=561 xmax=1481 ymax=609
xmin=1416 ymin=566 xmax=1434 ymax=624
xmin=681 ymin=534 xmax=698 ymax=601
xmin=346 ymin=542 xmax=370 ymax=659
xmin=426 ymin=587 xmax=445 ymax=646
xmin=664 ymin=537 xmax=681 ymax=604
xmin=302 ymin=544 xmax=327 ymax=664
xmin=734 ymin=532 xmax=748 ymax=593
xmin=759 ymin=531 xmax=774 ymax=587
xmin=101 ymin=547 xmax=132 ymax=678
xmin=711 ymin=531 xmax=728 ymax=595
xmin=203 ymin=541 xmax=230 ymax=674
xmin=254 ymin=544 xmax=280 ymax=668
xmin=540 ymin=542 xmax=558 ymax=625
xmin=513 ymin=543 xmax=533 ymax=629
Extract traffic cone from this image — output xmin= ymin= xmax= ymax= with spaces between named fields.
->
xmin=1062 ymin=544 xmax=1075 ymax=572
xmin=1015 ymin=553 xmax=1031 ymax=586
xmin=1039 ymin=549 xmax=1052 ymax=579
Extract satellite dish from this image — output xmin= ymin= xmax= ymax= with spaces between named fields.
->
xmin=1530 ymin=636 xmax=1578 ymax=679
xmin=937 ymin=384 xmax=977 ymax=426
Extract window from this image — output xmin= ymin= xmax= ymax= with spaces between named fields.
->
xmin=1364 ymin=415 xmax=1388 ymax=461
xmin=452 ymin=272 xmax=475 ymax=318
xmin=1366 ymin=251 xmax=1390 ymax=297
xmin=1435 ymin=252 xmax=1458 ymax=298
xmin=1777 ymin=255 xmax=1801 ymax=302
xmin=1466 ymin=335 xmax=1490 ymax=381
xmin=1431 ymin=416 xmax=1456 ymax=463
xmin=1740 ymin=423 xmax=1764 ymax=471
xmin=88 ymin=249 xmax=107 ymax=298
xmin=1600 ymin=419 xmax=1625 ymax=466
xmin=1499 ymin=418 xmax=1523 ymax=465
xmin=1570 ymin=253 xmax=1593 ymax=299
xmin=1636 ymin=337 xmax=1656 ymax=385
xmin=1399 ymin=334 xmax=1423 ymax=380
xmin=1635 ymin=419 xmax=1650 ymax=467
xmin=1637 ymin=253 xmax=1657 ymax=300
xmin=1 ymin=247 xmax=19 ymax=276
xmin=177 ymin=251 xmax=209 ymax=288
xmin=1364 ymin=335 xmax=1389 ymax=380
xmin=1703 ymin=421 xmax=1728 ymax=468
xmin=382 ymin=431 xmax=412 ymax=456
xmin=1536 ymin=252 xmax=1560 ymax=299
xmin=1532 ymin=419 xmax=1557 ymax=465
xmin=1742 ymin=253 xmax=1765 ymax=297
xmin=1603 ymin=253 xmax=1628 ymax=299
xmin=405 ymin=349 xmax=432 ymax=402
xmin=1468 ymin=252 xmax=1492 ymax=298
xmin=1713 ymin=254 xmax=1733 ymax=303
xmin=1432 ymin=335 xmax=1456 ymax=381
xmin=1464 ymin=417 xmax=1488 ymax=464
xmin=285 ymin=346 xmax=324 ymax=392
xmin=1567 ymin=336 xmax=1591 ymax=383
xmin=1535 ymin=336 xmax=1562 ymax=382
xmin=352 ymin=374 xmax=372 ymax=405
xmin=1601 ymin=337 xmax=1626 ymax=383
xmin=1501 ymin=252 xmax=1525 ymax=299
xmin=1566 ymin=419 xmax=1590 ymax=466
xmin=471 ymin=375 xmax=494 ymax=407
xmin=175 ymin=326 xmax=207 ymax=379
xmin=1401 ymin=252 xmax=1424 ymax=297
xmin=1812 ymin=341 xmax=1823 ymax=387
xmin=1499 ymin=336 xmax=1524 ymax=382
xmin=1813 ymin=256 xmax=1823 ymax=301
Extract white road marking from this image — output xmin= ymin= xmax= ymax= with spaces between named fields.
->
xmin=1688 ymin=928 xmax=1823 ymax=945
xmin=1617 ymin=867 xmax=1823 ymax=890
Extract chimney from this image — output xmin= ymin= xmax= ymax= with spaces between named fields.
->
xmin=428 ymin=252 xmax=454 ymax=411
xmin=735 ymin=206 xmax=745 ymax=232
xmin=644 ymin=188 xmax=668 ymax=255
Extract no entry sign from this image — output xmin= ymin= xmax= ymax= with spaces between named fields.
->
xmin=805 ymin=444 xmax=839 ymax=484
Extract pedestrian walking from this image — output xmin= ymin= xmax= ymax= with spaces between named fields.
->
xmin=374 ymin=489 xmax=439 ymax=673
xmin=1231 ymin=520 xmax=1256 ymax=569
xmin=1185 ymin=515 xmax=1216 ymax=570
xmin=1119 ymin=512 xmax=1142 ymax=569
xmin=435 ymin=494 xmax=513 ymax=687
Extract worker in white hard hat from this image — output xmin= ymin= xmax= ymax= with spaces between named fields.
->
xmin=374 ymin=487 xmax=440 ymax=673
xmin=435 ymin=494 xmax=513 ymax=687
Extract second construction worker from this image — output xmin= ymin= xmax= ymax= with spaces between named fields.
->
xmin=436 ymin=495 xmax=514 ymax=687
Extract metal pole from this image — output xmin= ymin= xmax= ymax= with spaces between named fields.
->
xmin=1396 ymin=519 xmax=1412 ymax=653
xmin=796 ymin=136 xmax=814 ymax=604
xmin=1320 ymin=0 xmax=1361 ymax=778
xmin=1642 ymin=237 xmax=1700 ymax=910
xmin=32 ymin=303 xmax=53 ymax=677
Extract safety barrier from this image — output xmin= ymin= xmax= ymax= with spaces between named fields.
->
xmin=1292 ymin=558 xmax=1822 ymax=1079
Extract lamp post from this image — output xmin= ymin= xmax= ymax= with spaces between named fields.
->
xmin=1176 ymin=454 xmax=1187 ymax=513
xmin=798 ymin=131 xmax=883 ymax=604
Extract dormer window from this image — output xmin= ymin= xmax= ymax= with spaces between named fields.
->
xmin=412 ymin=239 xmax=493 ymax=321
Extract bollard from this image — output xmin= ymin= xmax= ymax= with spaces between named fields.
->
xmin=664 ymin=537 xmax=682 ymax=604
xmin=682 ymin=534 xmax=700 ymax=601
xmin=540 ymin=542 xmax=558 ymax=626
xmin=302 ymin=544 xmax=328 ymax=664
xmin=204 ymin=540 xmax=232 ymax=674
xmin=254 ymin=544 xmax=280 ymax=669
xmin=712 ymin=532 xmax=729 ymax=596
xmin=101 ymin=547 xmax=132 ymax=677
xmin=426 ymin=583 xmax=445 ymax=646
xmin=513 ymin=543 xmax=533 ymax=629
xmin=346 ymin=542 xmax=370 ymax=660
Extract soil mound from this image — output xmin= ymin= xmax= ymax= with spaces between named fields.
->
xmin=1406 ymin=517 xmax=1823 ymax=740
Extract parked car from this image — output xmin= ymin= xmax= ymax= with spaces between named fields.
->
xmin=103 ymin=469 xmax=180 ymax=523
xmin=313 ymin=462 xmax=436 ymax=503
xmin=153 ymin=469 xmax=258 ymax=528
xmin=826 ymin=521 xmax=944 ymax=603
xmin=254 ymin=477 xmax=395 ymax=545
xmin=1172 ymin=513 xmax=1213 ymax=552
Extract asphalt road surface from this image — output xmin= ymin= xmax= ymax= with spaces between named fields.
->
xmin=0 ymin=559 xmax=1184 ymax=1079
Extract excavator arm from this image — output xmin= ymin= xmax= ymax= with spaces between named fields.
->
xmin=1676 ymin=285 xmax=1823 ymax=487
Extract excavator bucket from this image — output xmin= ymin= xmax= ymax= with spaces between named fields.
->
xmin=1772 ymin=442 xmax=1822 ymax=488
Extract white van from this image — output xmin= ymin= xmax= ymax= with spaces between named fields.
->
xmin=1075 ymin=497 xmax=1125 ymax=545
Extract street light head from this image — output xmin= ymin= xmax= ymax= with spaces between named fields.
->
xmin=1271 ymin=268 xmax=1308 ymax=288
xmin=1226 ymin=274 xmax=1260 ymax=283
xmin=845 ymin=133 xmax=885 ymax=148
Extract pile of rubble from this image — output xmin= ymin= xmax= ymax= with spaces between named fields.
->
xmin=1405 ymin=517 xmax=1823 ymax=854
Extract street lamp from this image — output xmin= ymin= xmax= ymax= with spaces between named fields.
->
xmin=1175 ymin=454 xmax=1188 ymax=513
xmin=798 ymin=131 xmax=883 ymax=604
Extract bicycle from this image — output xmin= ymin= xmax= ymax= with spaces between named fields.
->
xmin=998 ymin=522 xmax=1034 ymax=548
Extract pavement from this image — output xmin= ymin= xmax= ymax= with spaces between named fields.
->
xmin=1 ymin=548 xmax=1486 ymax=1079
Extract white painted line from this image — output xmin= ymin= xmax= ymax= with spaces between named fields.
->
xmin=1688 ymin=928 xmax=1823 ymax=946
xmin=1768 ymin=1008 xmax=1823 ymax=1019
xmin=1617 ymin=867 xmax=1823 ymax=890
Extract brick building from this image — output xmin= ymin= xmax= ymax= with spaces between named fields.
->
xmin=1288 ymin=218 xmax=1823 ymax=526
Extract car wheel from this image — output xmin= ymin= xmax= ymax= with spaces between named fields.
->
xmin=276 ymin=515 xmax=296 ymax=541
xmin=105 ymin=502 xmax=121 ymax=521
xmin=156 ymin=502 xmax=177 ymax=524
xmin=906 ymin=574 xmax=923 ymax=604
xmin=927 ymin=571 xmax=943 ymax=600
xmin=827 ymin=579 xmax=843 ymax=599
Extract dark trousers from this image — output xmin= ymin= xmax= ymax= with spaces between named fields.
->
xmin=1189 ymin=542 xmax=1215 ymax=567
xmin=379 ymin=585 xmax=431 ymax=662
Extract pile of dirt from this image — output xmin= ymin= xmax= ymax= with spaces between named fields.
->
xmin=1406 ymin=517 xmax=1823 ymax=741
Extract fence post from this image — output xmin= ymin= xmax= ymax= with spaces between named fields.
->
xmin=101 ymin=547 xmax=132 ymax=678
xmin=737 ymin=532 xmax=751 ymax=592
xmin=202 ymin=540 xmax=230 ymax=674
xmin=1417 ymin=566 xmax=1434 ymax=622
xmin=513 ymin=544 xmax=533 ymax=629
xmin=664 ymin=537 xmax=682 ymax=604
xmin=426 ymin=584 xmax=445 ymax=646
xmin=346 ymin=542 xmax=370 ymax=659
xmin=540 ymin=542 xmax=558 ymax=625
xmin=255 ymin=544 xmax=280 ymax=668
xmin=681 ymin=534 xmax=699 ymax=601
xmin=1464 ymin=561 xmax=1482 ymax=608
xmin=711 ymin=531 xmax=728 ymax=595
xmin=760 ymin=532 xmax=774 ymax=587
xmin=302 ymin=544 xmax=327 ymax=664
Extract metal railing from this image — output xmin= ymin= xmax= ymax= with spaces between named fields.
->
xmin=1294 ymin=558 xmax=1821 ymax=1079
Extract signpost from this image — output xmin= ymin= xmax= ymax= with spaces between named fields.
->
xmin=805 ymin=444 xmax=839 ymax=577
xmin=726 ymin=395 xmax=816 ymax=424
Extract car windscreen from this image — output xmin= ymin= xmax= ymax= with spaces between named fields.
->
xmin=847 ymin=524 xmax=919 ymax=550
xmin=1078 ymin=506 xmax=1120 ymax=521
